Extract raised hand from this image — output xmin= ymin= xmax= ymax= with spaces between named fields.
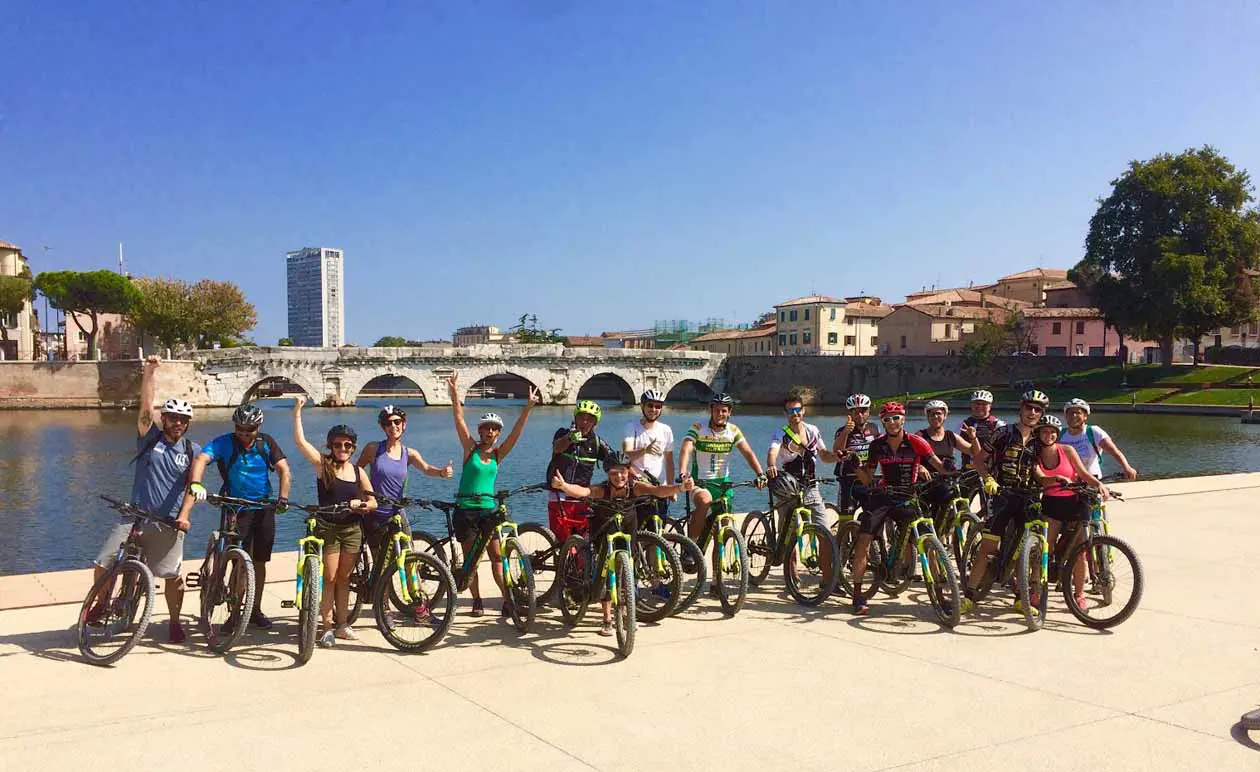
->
xmin=442 ymin=460 xmax=454 ymax=479
xmin=447 ymin=372 xmax=460 ymax=400
xmin=144 ymin=354 xmax=161 ymax=371
xmin=293 ymin=393 xmax=307 ymax=410
xmin=526 ymin=386 xmax=541 ymax=407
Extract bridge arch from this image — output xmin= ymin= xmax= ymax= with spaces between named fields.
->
xmin=575 ymin=370 xmax=638 ymax=405
xmin=341 ymin=367 xmax=447 ymax=406
xmin=663 ymin=378 xmax=714 ymax=404
xmin=231 ymin=370 xmax=325 ymax=406
xmin=458 ymin=368 xmax=546 ymax=403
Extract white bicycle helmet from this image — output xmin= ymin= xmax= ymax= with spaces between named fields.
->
xmin=1064 ymin=397 xmax=1091 ymax=416
xmin=641 ymin=389 xmax=666 ymax=404
xmin=845 ymin=394 xmax=872 ymax=410
xmin=161 ymin=398 xmax=194 ymax=418
xmin=970 ymin=390 xmax=994 ymax=404
xmin=478 ymin=412 xmax=504 ymax=429
xmin=923 ymin=399 xmax=949 ymax=414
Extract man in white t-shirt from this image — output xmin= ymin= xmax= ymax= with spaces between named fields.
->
xmin=623 ymin=390 xmax=676 ymax=517
xmin=767 ymin=393 xmax=841 ymax=530
xmin=1060 ymin=398 xmax=1138 ymax=480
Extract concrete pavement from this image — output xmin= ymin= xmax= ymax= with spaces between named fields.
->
xmin=2 ymin=473 xmax=1259 ymax=771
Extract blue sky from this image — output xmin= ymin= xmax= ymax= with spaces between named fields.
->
xmin=3 ymin=2 xmax=1259 ymax=345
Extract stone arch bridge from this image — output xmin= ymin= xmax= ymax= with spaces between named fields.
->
xmin=187 ymin=345 xmax=726 ymax=407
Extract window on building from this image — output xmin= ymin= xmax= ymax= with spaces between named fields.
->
xmin=1052 ymin=322 xmax=1062 ymax=335
xmin=844 ymin=335 xmax=856 ymax=346
xmin=803 ymin=331 xmax=812 ymax=344
xmin=79 ymin=331 xmax=88 ymax=342
xmin=0 ymin=312 xmax=15 ymax=329
xmin=789 ymin=310 xmax=798 ymax=322
xmin=1089 ymin=346 xmax=1104 ymax=356
xmin=804 ymin=309 xmax=810 ymax=321
xmin=830 ymin=308 xmax=837 ymax=321
xmin=899 ymin=335 xmax=907 ymax=350
xmin=828 ymin=332 xmax=838 ymax=345
xmin=779 ymin=311 xmax=785 ymax=322
xmin=789 ymin=333 xmax=797 ymax=345
xmin=1075 ymin=344 xmax=1085 ymax=356
xmin=871 ymin=336 xmax=879 ymax=347
xmin=1045 ymin=346 xmax=1067 ymax=356
xmin=846 ymin=317 xmax=854 ymax=326
xmin=779 ymin=334 xmax=786 ymax=345
xmin=1075 ymin=321 xmax=1085 ymax=335
xmin=944 ymin=323 xmax=952 ymax=338
xmin=1231 ymin=325 xmax=1243 ymax=336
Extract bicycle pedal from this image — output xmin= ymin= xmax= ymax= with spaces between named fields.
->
xmin=184 ymin=573 xmax=201 ymax=589
xmin=280 ymin=600 xmax=296 ymax=609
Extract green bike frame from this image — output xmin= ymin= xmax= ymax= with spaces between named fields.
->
xmin=599 ymin=513 xmax=634 ymax=607
xmin=293 ymin=515 xmax=325 ymax=611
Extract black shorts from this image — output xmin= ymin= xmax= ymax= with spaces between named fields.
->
xmin=984 ymin=495 xmax=1032 ymax=538
xmin=838 ymin=475 xmax=872 ymax=514
xmin=362 ymin=510 xmax=412 ymax=552
xmin=233 ymin=508 xmax=277 ymax=563
xmin=1041 ymin=494 xmax=1086 ymax=523
xmin=857 ymin=493 xmax=914 ymax=536
xmin=587 ymin=510 xmax=638 ymax=543
xmin=453 ymin=508 xmax=498 ymax=543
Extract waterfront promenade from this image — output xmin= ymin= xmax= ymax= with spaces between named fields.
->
xmin=2 ymin=474 xmax=1258 ymax=770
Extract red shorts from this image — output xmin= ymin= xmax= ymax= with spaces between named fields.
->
xmin=548 ymin=499 xmax=592 ymax=544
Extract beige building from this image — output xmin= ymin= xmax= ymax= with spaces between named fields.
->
xmin=453 ymin=325 xmax=512 ymax=346
xmin=774 ymin=294 xmax=847 ymax=355
xmin=989 ymin=268 xmax=1070 ymax=305
xmin=0 ymin=240 xmax=36 ymax=361
xmin=839 ymin=297 xmax=892 ymax=356
xmin=879 ymin=304 xmax=1008 ymax=356
xmin=904 ymin=288 xmax=1028 ymax=311
xmin=689 ymin=323 xmax=777 ymax=355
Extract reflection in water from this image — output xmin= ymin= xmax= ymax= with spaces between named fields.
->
xmin=2 ymin=402 xmax=1259 ymax=576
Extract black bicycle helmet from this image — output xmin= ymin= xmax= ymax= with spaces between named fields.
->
xmin=326 ymin=424 xmax=358 ymax=445
xmin=232 ymin=403 xmax=265 ymax=427
xmin=709 ymin=392 xmax=735 ymax=407
xmin=603 ymin=451 xmax=632 ymax=471
xmin=378 ymin=404 xmax=407 ymax=425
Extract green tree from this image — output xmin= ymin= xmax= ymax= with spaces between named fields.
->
xmin=127 ymin=277 xmax=197 ymax=352
xmin=510 ymin=313 xmax=564 ymax=344
xmin=191 ymin=279 xmax=257 ymax=348
xmin=0 ymin=274 xmax=33 ymax=352
xmin=1072 ymin=146 xmax=1260 ymax=364
xmin=277 ymin=337 xmax=294 ymax=346
xmin=34 ymin=270 xmax=141 ymax=359
xmin=959 ymin=311 xmax=1033 ymax=371
xmin=373 ymin=336 xmax=408 ymax=347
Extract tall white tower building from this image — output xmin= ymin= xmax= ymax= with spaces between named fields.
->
xmin=286 ymin=247 xmax=345 ymax=347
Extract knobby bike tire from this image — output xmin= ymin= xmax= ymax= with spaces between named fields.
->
xmin=77 ymin=559 xmax=155 ymax=667
xmin=876 ymin=519 xmax=913 ymax=597
xmin=962 ymin=530 xmax=998 ymax=601
xmin=921 ymin=534 xmax=962 ymax=628
xmin=501 ymin=536 xmax=535 ymax=633
xmin=517 ymin=523 xmax=559 ymax=607
xmin=713 ymin=526 xmax=749 ymax=617
xmin=953 ymin=513 xmax=983 ymax=578
xmin=740 ymin=511 xmax=774 ymax=587
xmin=785 ymin=522 xmax=840 ymax=607
xmin=1061 ymin=534 xmax=1144 ymax=629
xmin=632 ymin=530 xmax=682 ymax=623
xmin=835 ymin=520 xmax=878 ymax=600
xmin=612 ymin=550 xmax=636 ymax=659
xmin=346 ymin=543 xmax=373 ymax=625
xmin=203 ymin=548 xmax=255 ymax=654
xmin=296 ymin=556 xmax=321 ymax=665
xmin=411 ymin=529 xmax=451 ymax=605
xmin=557 ymin=535 xmax=591 ymax=628
xmin=1018 ymin=534 xmax=1048 ymax=632
xmin=664 ymin=531 xmax=706 ymax=615
xmin=374 ymin=551 xmax=457 ymax=652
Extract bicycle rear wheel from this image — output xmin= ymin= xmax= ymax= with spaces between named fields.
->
xmin=712 ymin=526 xmax=748 ymax=617
xmin=77 ymin=559 xmax=155 ymax=666
xmin=202 ymin=548 xmax=255 ymax=653
xmin=921 ymin=534 xmax=962 ymax=628
xmin=1061 ymin=534 xmax=1143 ymax=629
xmin=952 ymin=512 xmax=982 ymax=577
xmin=835 ymin=521 xmax=878 ymax=599
xmin=961 ymin=530 xmax=998 ymax=601
xmin=876 ymin=519 xmax=913 ymax=597
xmin=1018 ymin=534 xmax=1049 ymax=632
xmin=740 ymin=511 xmax=774 ymax=587
xmin=612 ymin=550 xmax=636 ymax=659
xmin=557 ymin=535 xmax=590 ymax=627
xmin=296 ymin=556 xmax=321 ymax=665
xmin=785 ymin=523 xmax=839 ymax=606
xmin=375 ymin=551 xmax=457 ymax=652
xmin=501 ymin=536 xmax=535 ymax=633
xmin=633 ymin=530 xmax=682 ymax=622
xmin=346 ymin=544 xmax=372 ymax=625
xmin=664 ymin=532 xmax=706 ymax=615
xmin=517 ymin=523 xmax=559 ymax=606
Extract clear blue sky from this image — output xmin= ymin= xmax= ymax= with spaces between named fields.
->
xmin=3 ymin=2 xmax=1259 ymax=345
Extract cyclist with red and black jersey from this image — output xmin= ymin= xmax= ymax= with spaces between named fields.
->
xmin=956 ymin=390 xmax=1004 ymax=513
xmin=849 ymin=401 xmax=948 ymax=616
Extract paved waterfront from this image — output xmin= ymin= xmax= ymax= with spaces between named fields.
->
xmin=2 ymin=474 xmax=1259 ymax=770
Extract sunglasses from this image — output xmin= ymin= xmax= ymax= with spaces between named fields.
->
xmin=163 ymin=414 xmax=190 ymax=424
xmin=234 ymin=426 xmax=259 ymax=434
xmin=881 ymin=415 xmax=905 ymax=422
xmin=383 ymin=418 xmax=405 ymax=426
xmin=330 ymin=441 xmax=356 ymax=451
xmin=784 ymin=406 xmax=803 ymax=415
xmin=1021 ymin=404 xmax=1045 ymax=414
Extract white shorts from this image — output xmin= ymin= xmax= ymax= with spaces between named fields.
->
xmin=94 ymin=518 xmax=184 ymax=580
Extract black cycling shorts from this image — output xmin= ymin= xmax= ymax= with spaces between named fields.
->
xmin=857 ymin=493 xmax=914 ymax=536
xmin=983 ymin=495 xmax=1032 ymax=538
xmin=1041 ymin=494 xmax=1086 ymax=523
xmin=454 ymin=508 xmax=498 ymax=543
xmin=234 ymin=508 xmax=277 ymax=563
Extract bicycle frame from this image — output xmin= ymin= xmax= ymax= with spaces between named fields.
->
xmin=431 ymin=499 xmax=526 ymax=594
xmin=293 ymin=514 xmax=325 ymax=612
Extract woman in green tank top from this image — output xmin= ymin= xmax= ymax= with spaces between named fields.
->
xmin=447 ymin=373 xmax=540 ymax=616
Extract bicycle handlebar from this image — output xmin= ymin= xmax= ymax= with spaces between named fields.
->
xmin=99 ymin=495 xmax=179 ymax=529
xmin=206 ymin=493 xmax=275 ymax=509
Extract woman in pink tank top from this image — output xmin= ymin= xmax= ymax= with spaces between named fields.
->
xmin=1033 ymin=414 xmax=1107 ymax=608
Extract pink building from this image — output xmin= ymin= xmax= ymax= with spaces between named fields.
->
xmin=1022 ymin=308 xmax=1159 ymax=362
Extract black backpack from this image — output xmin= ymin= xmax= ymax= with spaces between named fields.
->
xmin=131 ymin=431 xmax=195 ymax=484
xmin=216 ymin=432 xmax=278 ymax=492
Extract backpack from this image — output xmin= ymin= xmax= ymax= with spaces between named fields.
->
xmin=1085 ymin=424 xmax=1101 ymax=459
xmin=131 ymin=431 xmax=195 ymax=483
xmin=217 ymin=432 xmax=278 ymax=492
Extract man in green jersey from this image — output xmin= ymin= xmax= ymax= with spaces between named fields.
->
xmin=676 ymin=393 xmax=767 ymax=545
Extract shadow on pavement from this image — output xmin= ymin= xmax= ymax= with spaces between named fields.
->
xmin=1231 ymin=720 xmax=1260 ymax=751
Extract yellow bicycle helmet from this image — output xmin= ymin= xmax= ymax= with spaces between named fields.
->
xmin=574 ymin=400 xmax=602 ymax=421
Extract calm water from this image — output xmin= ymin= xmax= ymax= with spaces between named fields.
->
xmin=3 ymin=399 xmax=1259 ymax=576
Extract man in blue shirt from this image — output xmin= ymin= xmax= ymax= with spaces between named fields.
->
xmin=186 ymin=402 xmax=292 ymax=629
xmin=90 ymin=356 xmax=201 ymax=643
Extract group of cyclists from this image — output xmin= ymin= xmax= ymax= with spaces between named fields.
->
xmin=88 ymin=355 xmax=1140 ymax=653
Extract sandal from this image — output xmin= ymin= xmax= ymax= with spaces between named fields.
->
xmin=598 ymin=622 xmax=614 ymax=636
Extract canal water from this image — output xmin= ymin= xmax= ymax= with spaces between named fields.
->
xmin=3 ymin=399 xmax=1259 ymax=575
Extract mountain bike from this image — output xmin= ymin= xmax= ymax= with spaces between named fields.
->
xmin=639 ymin=499 xmax=706 ymax=615
xmin=837 ymin=484 xmax=963 ymax=627
xmin=961 ymin=486 xmax=1051 ymax=631
xmin=742 ymin=475 xmax=840 ymax=605
xmin=668 ymin=479 xmax=755 ymax=616
xmin=583 ymin=496 xmax=682 ymax=623
xmin=188 ymin=494 xmax=258 ymax=654
xmin=412 ymin=485 xmax=544 ymax=633
xmin=555 ymin=502 xmax=637 ymax=658
xmin=1054 ymin=482 xmax=1144 ymax=629
xmin=276 ymin=501 xmax=354 ymax=665
xmin=920 ymin=470 xmax=984 ymax=575
xmin=76 ymin=496 xmax=174 ymax=666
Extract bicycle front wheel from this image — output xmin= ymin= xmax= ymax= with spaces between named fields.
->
xmin=953 ymin=512 xmax=983 ymax=578
xmin=633 ymin=530 xmax=682 ymax=623
xmin=1061 ymin=534 xmax=1144 ymax=629
xmin=501 ymin=536 xmax=535 ymax=633
xmin=712 ymin=526 xmax=748 ymax=617
xmin=202 ymin=548 xmax=255 ymax=654
xmin=517 ymin=523 xmax=559 ymax=607
xmin=664 ymin=532 xmax=706 ymax=615
xmin=785 ymin=523 xmax=839 ymax=607
xmin=921 ymin=534 xmax=961 ymax=628
xmin=296 ymin=555 xmax=321 ymax=665
xmin=740 ymin=511 xmax=774 ymax=587
xmin=835 ymin=520 xmax=878 ymax=599
xmin=1018 ymin=534 xmax=1049 ymax=632
xmin=612 ymin=550 xmax=636 ymax=659
xmin=557 ymin=535 xmax=590 ymax=627
xmin=77 ymin=559 xmax=155 ymax=666
xmin=375 ymin=551 xmax=457 ymax=652
xmin=410 ymin=530 xmax=450 ymax=606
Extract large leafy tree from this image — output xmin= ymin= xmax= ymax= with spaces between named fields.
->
xmin=373 ymin=336 xmax=426 ymax=347
xmin=191 ymin=279 xmax=257 ymax=348
xmin=1071 ymin=146 xmax=1260 ymax=364
xmin=127 ymin=277 xmax=258 ymax=351
xmin=34 ymin=270 xmax=141 ymax=359
xmin=128 ymin=277 xmax=197 ymax=351
xmin=0 ymin=272 xmax=33 ymax=349
xmin=510 ymin=313 xmax=563 ymax=344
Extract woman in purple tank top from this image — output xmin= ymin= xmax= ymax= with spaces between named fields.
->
xmin=356 ymin=405 xmax=454 ymax=557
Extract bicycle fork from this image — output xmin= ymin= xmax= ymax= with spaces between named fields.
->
xmin=292 ymin=530 xmax=325 ymax=611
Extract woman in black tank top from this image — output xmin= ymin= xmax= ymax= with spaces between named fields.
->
xmin=292 ymin=396 xmax=377 ymax=646
xmin=918 ymin=401 xmax=975 ymax=473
